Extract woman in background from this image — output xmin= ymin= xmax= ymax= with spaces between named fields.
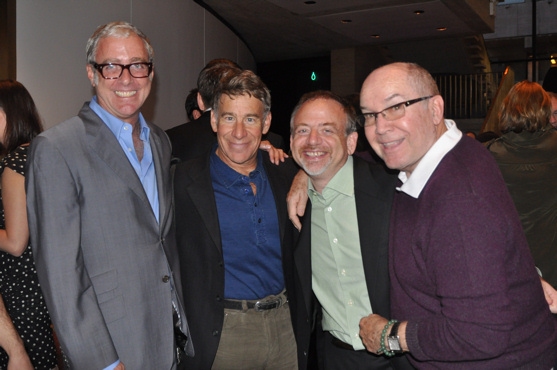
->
xmin=487 ymin=80 xmax=557 ymax=288
xmin=0 ymin=80 xmax=57 ymax=369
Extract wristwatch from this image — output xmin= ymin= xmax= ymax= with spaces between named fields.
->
xmin=387 ymin=321 xmax=404 ymax=354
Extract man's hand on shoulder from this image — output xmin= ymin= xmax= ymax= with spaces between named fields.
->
xmin=287 ymin=170 xmax=309 ymax=230
xmin=259 ymin=140 xmax=288 ymax=165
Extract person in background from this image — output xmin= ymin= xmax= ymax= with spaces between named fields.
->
xmin=548 ymin=91 xmax=557 ymax=128
xmin=25 ymin=21 xmax=192 ymax=369
xmin=487 ymin=81 xmax=557 ymax=288
xmin=174 ymin=70 xmax=300 ymax=369
xmin=289 ymin=90 xmax=414 ymax=370
xmin=357 ymin=62 xmax=557 ymax=368
xmin=185 ymin=88 xmax=202 ymax=122
xmin=0 ymin=79 xmax=57 ymax=369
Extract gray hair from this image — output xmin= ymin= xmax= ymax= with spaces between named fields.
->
xmin=86 ymin=21 xmax=154 ymax=65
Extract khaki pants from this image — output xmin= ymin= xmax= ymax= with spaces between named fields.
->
xmin=211 ymin=302 xmax=298 ymax=370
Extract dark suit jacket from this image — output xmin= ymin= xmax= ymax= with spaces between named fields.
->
xmin=292 ymin=156 xmax=414 ymax=369
xmin=173 ymin=150 xmax=300 ymax=369
xmin=167 ymin=111 xmax=285 ymax=163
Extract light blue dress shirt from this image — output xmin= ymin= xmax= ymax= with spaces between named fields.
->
xmin=90 ymin=97 xmax=159 ymax=223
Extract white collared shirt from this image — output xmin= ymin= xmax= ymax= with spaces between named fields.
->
xmin=397 ymin=119 xmax=462 ymax=198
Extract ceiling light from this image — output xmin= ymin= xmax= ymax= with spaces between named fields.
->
xmin=370 ymin=35 xmax=380 ymax=39
xmin=414 ymin=10 xmax=425 ymax=15
xmin=436 ymin=27 xmax=447 ymax=31
xmin=341 ymin=19 xmax=352 ymax=24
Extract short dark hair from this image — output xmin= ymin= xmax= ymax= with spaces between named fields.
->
xmin=197 ymin=59 xmax=242 ymax=108
xmin=212 ymin=70 xmax=271 ymax=119
xmin=290 ymin=90 xmax=358 ymax=136
xmin=0 ymin=80 xmax=43 ymax=155
xmin=185 ymin=88 xmax=200 ymax=121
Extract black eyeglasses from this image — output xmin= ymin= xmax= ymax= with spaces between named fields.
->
xmin=357 ymin=96 xmax=433 ymax=127
xmin=92 ymin=62 xmax=153 ymax=79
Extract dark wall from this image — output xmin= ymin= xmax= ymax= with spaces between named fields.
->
xmin=258 ymin=56 xmax=330 ymax=151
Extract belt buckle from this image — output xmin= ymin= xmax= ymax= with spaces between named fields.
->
xmin=254 ymin=296 xmax=282 ymax=311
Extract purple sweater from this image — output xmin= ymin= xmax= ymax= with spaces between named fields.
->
xmin=390 ymin=137 xmax=557 ymax=369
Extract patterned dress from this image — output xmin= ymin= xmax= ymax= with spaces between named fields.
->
xmin=0 ymin=145 xmax=57 ymax=369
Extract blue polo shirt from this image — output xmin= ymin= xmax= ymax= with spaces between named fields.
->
xmin=210 ymin=147 xmax=284 ymax=300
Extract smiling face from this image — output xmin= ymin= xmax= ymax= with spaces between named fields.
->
xmin=360 ymin=64 xmax=444 ymax=176
xmin=86 ymin=34 xmax=152 ymax=124
xmin=211 ymin=93 xmax=271 ymax=175
xmin=290 ymin=98 xmax=357 ymax=192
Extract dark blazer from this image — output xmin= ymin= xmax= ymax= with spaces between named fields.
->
xmin=173 ymin=150 xmax=299 ymax=369
xmin=292 ymin=156 xmax=414 ymax=369
xmin=167 ymin=111 xmax=285 ymax=163
xmin=167 ymin=111 xmax=216 ymax=162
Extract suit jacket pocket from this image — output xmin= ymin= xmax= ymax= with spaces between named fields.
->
xmin=91 ymin=269 xmax=125 ymax=323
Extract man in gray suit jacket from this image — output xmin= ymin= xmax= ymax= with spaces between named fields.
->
xmin=25 ymin=21 xmax=192 ymax=370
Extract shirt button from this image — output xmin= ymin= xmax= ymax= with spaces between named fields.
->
xmin=347 ymin=299 xmax=353 ymax=306
xmin=162 ymin=275 xmax=170 ymax=283
xmin=212 ymin=330 xmax=219 ymax=336
xmin=333 ymin=238 xmax=338 ymax=244
xmin=341 ymin=269 xmax=346 ymax=276
xmin=327 ymin=206 xmax=332 ymax=212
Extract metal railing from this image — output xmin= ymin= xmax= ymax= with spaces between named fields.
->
xmin=433 ymin=72 xmax=503 ymax=120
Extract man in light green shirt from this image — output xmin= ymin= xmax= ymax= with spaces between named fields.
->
xmin=289 ymin=90 xmax=413 ymax=370
xmin=309 ymin=156 xmax=372 ymax=350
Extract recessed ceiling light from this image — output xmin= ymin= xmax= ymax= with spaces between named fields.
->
xmin=341 ymin=19 xmax=352 ymax=24
xmin=414 ymin=10 xmax=425 ymax=15
xmin=304 ymin=1 xmax=316 ymax=4
xmin=371 ymin=34 xmax=380 ymax=39
xmin=436 ymin=27 xmax=447 ymax=31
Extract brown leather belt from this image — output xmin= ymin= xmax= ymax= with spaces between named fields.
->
xmin=223 ymin=290 xmax=287 ymax=311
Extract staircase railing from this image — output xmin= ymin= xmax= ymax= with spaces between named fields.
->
xmin=433 ymin=71 xmax=503 ymax=120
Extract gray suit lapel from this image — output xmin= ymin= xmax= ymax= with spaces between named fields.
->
xmin=151 ymin=130 xmax=171 ymax=233
xmin=80 ymin=104 xmax=153 ymax=217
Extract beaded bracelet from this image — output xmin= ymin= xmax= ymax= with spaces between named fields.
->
xmin=378 ymin=319 xmax=398 ymax=357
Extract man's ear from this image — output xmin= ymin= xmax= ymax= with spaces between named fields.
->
xmin=431 ymin=95 xmax=445 ymax=125
xmin=262 ymin=112 xmax=272 ymax=135
xmin=86 ymin=64 xmax=95 ymax=87
xmin=346 ymin=131 xmax=358 ymax=155
xmin=210 ymin=110 xmax=218 ymax=133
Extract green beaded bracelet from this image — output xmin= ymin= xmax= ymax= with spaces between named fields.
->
xmin=378 ymin=319 xmax=397 ymax=357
